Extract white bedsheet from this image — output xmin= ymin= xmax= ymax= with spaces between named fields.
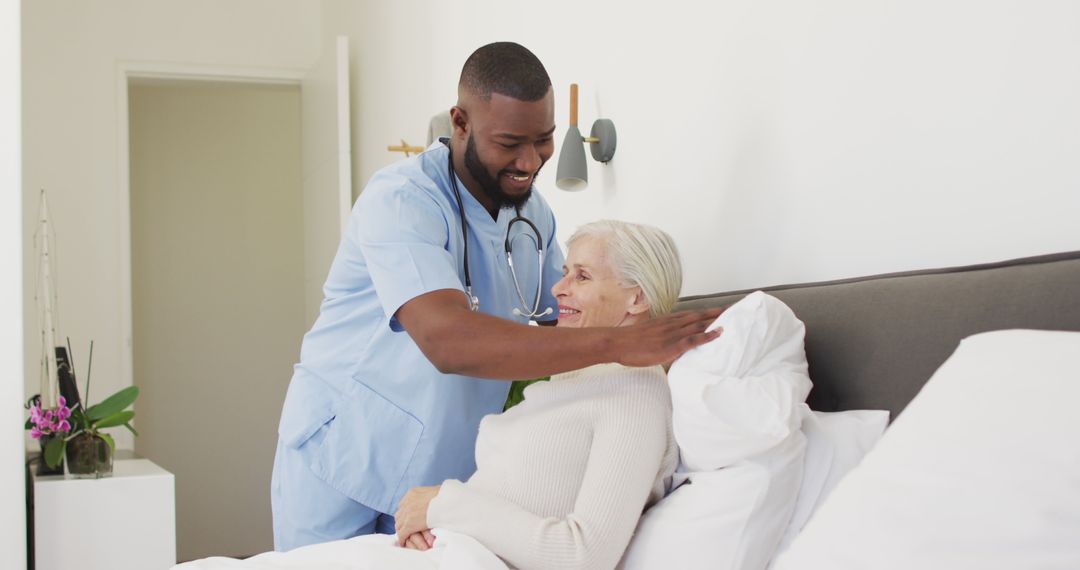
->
xmin=172 ymin=529 xmax=508 ymax=570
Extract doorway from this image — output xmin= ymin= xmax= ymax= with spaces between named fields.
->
xmin=128 ymin=78 xmax=305 ymax=561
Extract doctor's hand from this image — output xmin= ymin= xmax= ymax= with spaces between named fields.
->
xmin=395 ymin=485 xmax=441 ymax=548
xmin=613 ymin=308 xmax=725 ymax=368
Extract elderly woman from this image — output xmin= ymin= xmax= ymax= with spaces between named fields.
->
xmin=394 ymin=220 xmax=685 ymax=570
xmin=174 ymin=220 xmax=692 ymax=570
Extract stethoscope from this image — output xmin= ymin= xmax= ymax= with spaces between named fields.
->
xmin=446 ymin=144 xmax=553 ymax=319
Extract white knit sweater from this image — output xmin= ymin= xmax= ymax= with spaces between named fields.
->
xmin=427 ymin=363 xmax=678 ymax=570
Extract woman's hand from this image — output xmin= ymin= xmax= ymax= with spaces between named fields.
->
xmin=402 ymin=530 xmax=436 ymax=551
xmin=394 ymin=485 xmax=441 ymax=547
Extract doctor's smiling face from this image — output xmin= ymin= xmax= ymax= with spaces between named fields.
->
xmin=453 ymin=89 xmax=555 ymax=213
xmin=450 ymin=42 xmax=556 ymax=216
xmin=552 ymin=234 xmax=649 ymax=329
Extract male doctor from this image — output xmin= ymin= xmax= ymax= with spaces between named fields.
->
xmin=271 ymin=42 xmax=722 ymax=550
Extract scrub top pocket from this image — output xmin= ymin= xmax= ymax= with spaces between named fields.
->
xmin=307 ymin=377 xmax=426 ymax=513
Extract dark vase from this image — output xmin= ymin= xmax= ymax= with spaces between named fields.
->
xmin=65 ymin=433 xmax=113 ymax=478
xmin=36 ymin=434 xmax=64 ymax=476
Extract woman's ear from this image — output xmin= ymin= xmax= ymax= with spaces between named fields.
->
xmin=626 ymin=288 xmax=651 ymax=316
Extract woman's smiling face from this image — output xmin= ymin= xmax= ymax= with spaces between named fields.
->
xmin=552 ymin=235 xmax=643 ymax=328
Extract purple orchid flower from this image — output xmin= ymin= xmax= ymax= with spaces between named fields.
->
xmin=33 ymin=412 xmax=51 ymax=431
xmin=28 ymin=399 xmax=78 ymax=438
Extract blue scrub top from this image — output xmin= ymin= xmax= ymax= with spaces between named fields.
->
xmin=276 ymin=141 xmax=564 ymax=515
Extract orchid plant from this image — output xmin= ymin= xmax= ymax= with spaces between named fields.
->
xmin=25 ymin=386 xmax=140 ymax=469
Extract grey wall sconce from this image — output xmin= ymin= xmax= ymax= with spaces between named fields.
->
xmin=427 ymin=110 xmax=452 ymax=145
xmin=556 ymin=84 xmax=616 ymax=191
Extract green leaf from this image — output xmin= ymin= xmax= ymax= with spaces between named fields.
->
xmin=98 ymin=432 xmax=116 ymax=453
xmin=85 ymin=386 xmax=139 ymax=421
xmin=123 ymin=422 xmax=140 ymax=437
xmin=44 ymin=436 xmax=66 ymax=468
xmin=93 ymin=410 xmax=134 ymax=429
xmin=25 ymin=418 xmax=32 ymax=430
xmin=503 ymin=376 xmax=550 ymax=412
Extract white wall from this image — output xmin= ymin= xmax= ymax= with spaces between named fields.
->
xmin=21 ymin=0 xmax=321 ymax=445
xmin=3 ymin=2 xmax=27 ymax=568
xmin=317 ymin=0 xmax=435 ymax=206
xmin=300 ymin=31 xmax=353 ymax=325
xmin=31 ymin=0 xmax=1079 ymax=433
xmin=339 ymin=0 xmax=1080 ymax=296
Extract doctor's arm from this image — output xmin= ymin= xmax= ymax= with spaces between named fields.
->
xmin=395 ymin=289 xmax=722 ymax=380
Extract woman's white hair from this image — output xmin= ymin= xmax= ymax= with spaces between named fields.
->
xmin=567 ymin=220 xmax=683 ymax=317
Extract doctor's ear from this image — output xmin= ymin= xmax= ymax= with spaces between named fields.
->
xmin=450 ymin=106 xmax=469 ymax=137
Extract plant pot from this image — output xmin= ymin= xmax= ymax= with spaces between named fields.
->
xmin=65 ymin=433 xmax=113 ymax=479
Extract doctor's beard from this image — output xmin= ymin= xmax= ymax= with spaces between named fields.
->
xmin=465 ymin=133 xmax=538 ymax=210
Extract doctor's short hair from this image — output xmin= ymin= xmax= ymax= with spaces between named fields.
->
xmin=568 ymin=220 xmax=683 ymax=317
xmin=459 ymin=42 xmax=552 ymax=102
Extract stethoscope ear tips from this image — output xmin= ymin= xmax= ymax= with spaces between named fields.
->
xmin=514 ymin=307 xmax=553 ymax=318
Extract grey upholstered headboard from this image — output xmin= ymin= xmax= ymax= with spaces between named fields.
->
xmin=674 ymin=251 xmax=1080 ymax=420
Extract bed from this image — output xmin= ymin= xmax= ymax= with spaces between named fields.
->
xmin=178 ymin=250 xmax=1080 ymax=570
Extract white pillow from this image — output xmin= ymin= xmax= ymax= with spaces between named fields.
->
xmin=622 ymin=291 xmax=812 ymax=570
xmin=770 ymin=407 xmax=889 ymax=564
xmin=624 ymin=408 xmax=891 ymax=570
xmin=669 ymin=291 xmax=812 ymax=471
xmin=773 ymin=330 xmax=1080 ymax=570
xmin=622 ymin=435 xmax=806 ymax=570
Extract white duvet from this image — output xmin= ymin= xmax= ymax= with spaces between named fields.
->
xmin=172 ymin=529 xmax=508 ymax=570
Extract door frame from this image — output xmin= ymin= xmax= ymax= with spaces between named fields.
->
xmin=115 ymin=62 xmax=303 ymax=447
